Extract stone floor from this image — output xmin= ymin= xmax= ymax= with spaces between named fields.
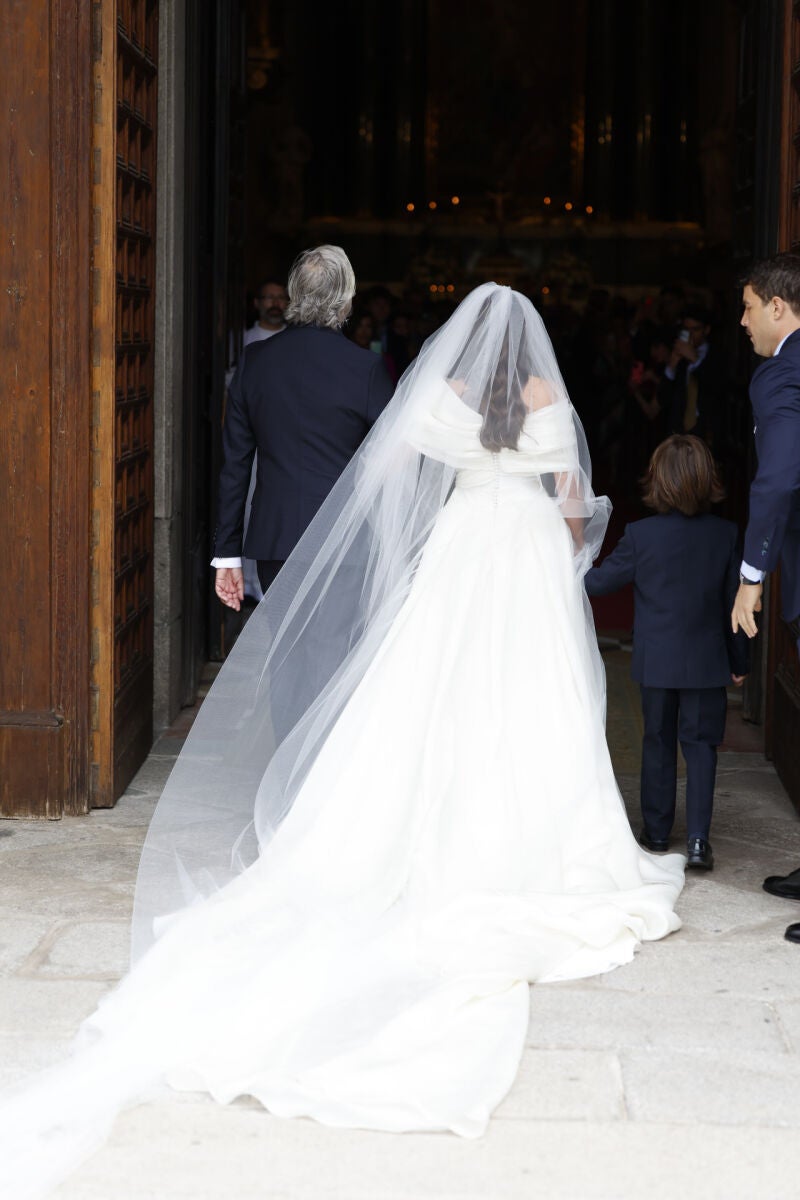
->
xmin=2 ymin=658 xmax=800 ymax=1198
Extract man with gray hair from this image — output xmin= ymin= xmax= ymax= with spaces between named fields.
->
xmin=212 ymin=246 xmax=394 ymax=608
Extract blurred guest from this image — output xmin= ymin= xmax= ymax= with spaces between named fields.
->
xmin=348 ymin=310 xmax=376 ymax=350
xmin=564 ymin=290 xmax=612 ymax=445
xmin=244 ymin=279 xmax=288 ymax=347
xmin=657 ymin=284 xmax=686 ymax=333
xmin=385 ymin=310 xmax=415 ymax=382
xmin=624 ymin=330 xmax=672 ymax=490
xmin=364 ymin=286 xmax=394 ymax=351
xmin=629 ymin=296 xmax=658 ymax=362
xmin=589 ymin=327 xmax=628 ymax=489
xmin=661 ymin=307 xmax=726 ymax=442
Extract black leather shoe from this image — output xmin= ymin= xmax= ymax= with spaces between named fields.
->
xmin=785 ymin=923 xmax=800 ymax=944
xmin=686 ymin=837 xmax=713 ymax=869
xmin=763 ymin=867 xmax=800 ymax=900
xmin=639 ymin=829 xmax=669 ymax=853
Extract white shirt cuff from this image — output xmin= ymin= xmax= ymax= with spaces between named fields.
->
xmin=740 ymin=562 xmax=764 ymax=583
xmin=211 ymin=557 xmax=243 ymax=569
xmin=664 ymin=365 xmax=676 ymax=381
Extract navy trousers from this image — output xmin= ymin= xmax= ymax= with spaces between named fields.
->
xmin=639 ymin=686 xmax=728 ymax=843
xmin=257 ymin=559 xmax=285 ymax=592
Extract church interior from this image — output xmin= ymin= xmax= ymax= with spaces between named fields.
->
xmin=2 ymin=0 xmax=798 ymax=816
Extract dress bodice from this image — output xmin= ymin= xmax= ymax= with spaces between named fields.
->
xmin=453 ymin=462 xmax=545 ymax=496
xmin=405 ymin=378 xmax=579 ymax=476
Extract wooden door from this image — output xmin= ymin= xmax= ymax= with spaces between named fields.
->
xmin=0 ymin=2 xmax=93 ymax=817
xmin=91 ymin=0 xmax=158 ymax=805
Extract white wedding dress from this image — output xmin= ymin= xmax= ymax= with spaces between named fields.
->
xmin=0 ymin=295 xmax=684 ymax=1198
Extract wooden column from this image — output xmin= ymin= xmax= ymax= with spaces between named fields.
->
xmin=0 ymin=1 xmax=93 ymax=817
xmin=91 ymin=0 xmax=117 ymax=806
xmin=91 ymin=0 xmax=158 ymax=806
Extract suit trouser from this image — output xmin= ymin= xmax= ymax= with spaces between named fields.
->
xmin=257 ymin=560 xmax=285 ymax=593
xmin=639 ymin=685 xmax=727 ymax=842
xmin=256 ymin=557 xmax=362 ymax=745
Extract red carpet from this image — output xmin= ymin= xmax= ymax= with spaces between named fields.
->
xmin=590 ymin=585 xmax=633 ymax=635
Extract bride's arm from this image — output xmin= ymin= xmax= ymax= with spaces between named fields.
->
xmin=556 ymin=480 xmax=586 ymax=550
xmin=524 ymin=377 xmax=586 ymax=549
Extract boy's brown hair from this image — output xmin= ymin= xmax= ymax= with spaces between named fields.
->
xmin=641 ymin=435 xmax=725 ymax=516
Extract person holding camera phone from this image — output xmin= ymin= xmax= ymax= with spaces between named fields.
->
xmin=661 ymin=306 xmax=726 ymax=445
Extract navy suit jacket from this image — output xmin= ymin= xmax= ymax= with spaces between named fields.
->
xmin=213 ymin=325 xmax=394 ymax=561
xmin=744 ymin=328 xmax=800 ymax=622
xmin=585 ymin=512 xmax=749 ymax=688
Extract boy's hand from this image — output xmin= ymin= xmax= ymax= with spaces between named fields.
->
xmin=731 ymin=674 xmax=747 ymax=687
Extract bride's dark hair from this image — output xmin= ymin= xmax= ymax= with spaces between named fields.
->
xmin=450 ymin=298 xmax=529 ymax=452
xmin=478 ymin=331 xmax=528 ymax=452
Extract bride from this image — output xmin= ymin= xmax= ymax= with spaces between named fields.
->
xmin=1 ymin=283 xmax=684 ymax=1196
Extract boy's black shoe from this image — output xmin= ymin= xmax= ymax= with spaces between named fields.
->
xmin=687 ymin=837 xmax=713 ymax=869
xmin=639 ymin=829 xmax=669 ymax=853
xmin=785 ymin=923 xmax=800 ymax=944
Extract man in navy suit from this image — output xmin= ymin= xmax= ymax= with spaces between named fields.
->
xmin=734 ymin=254 xmax=800 ymax=942
xmin=212 ymin=246 xmax=394 ymax=608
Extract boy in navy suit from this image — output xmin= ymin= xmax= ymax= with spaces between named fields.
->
xmin=585 ymin=436 xmax=749 ymax=869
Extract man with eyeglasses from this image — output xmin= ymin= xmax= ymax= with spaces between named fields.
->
xmin=244 ymin=279 xmax=289 ymax=347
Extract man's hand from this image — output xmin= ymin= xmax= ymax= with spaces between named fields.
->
xmin=731 ymin=674 xmax=747 ymax=687
xmin=731 ymin=581 xmax=763 ymax=639
xmin=672 ymin=337 xmax=698 ymax=364
xmin=215 ymin=567 xmax=244 ymax=612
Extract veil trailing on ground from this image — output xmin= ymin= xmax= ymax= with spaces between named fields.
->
xmin=131 ymin=283 xmax=610 ymax=962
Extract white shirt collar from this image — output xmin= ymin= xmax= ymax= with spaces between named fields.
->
xmin=774 ymin=331 xmax=794 ymax=356
xmin=686 ymin=340 xmax=709 ymax=373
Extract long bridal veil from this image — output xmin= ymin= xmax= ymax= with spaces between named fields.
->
xmin=132 ymin=283 xmax=611 ymax=961
xmin=0 ymin=284 xmax=626 ymax=1199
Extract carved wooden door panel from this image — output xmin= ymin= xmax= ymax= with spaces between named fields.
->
xmin=91 ymin=0 xmax=158 ymax=805
xmin=0 ymin=3 xmax=92 ymax=817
